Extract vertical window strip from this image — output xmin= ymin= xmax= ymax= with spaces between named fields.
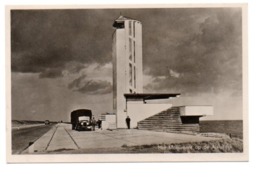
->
xmin=133 ymin=41 xmax=135 ymax=62
xmin=129 ymin=63 xmax=132 ymax=86
xmin=129 ymin=21 xmax=132 ymax=36
xmin=129 ymin=38 xmax=132 ymax=60
xmin=134 ymin=66 xmax=136 ymax=88
xmin=133 ymin=21 xmax=135 ymax=37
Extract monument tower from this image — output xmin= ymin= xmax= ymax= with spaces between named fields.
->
xmin=112 ymin=16 xmax=143 ymax=128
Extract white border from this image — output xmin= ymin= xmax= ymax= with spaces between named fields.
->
xmin=5 ymin=4 xmax=248 ymax=163
xmin=2 ymin=0 xmax=260 ymax=180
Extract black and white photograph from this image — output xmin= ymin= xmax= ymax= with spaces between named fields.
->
xmin=6 ymin=4 xmax=248 ymax=162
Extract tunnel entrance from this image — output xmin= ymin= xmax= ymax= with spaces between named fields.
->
xmin=180 ymin=116 xmax=202 ymax=124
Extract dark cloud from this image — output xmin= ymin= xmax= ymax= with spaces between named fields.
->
xmin=143 ymin=8 xmax=242 ymax=96
xmin=11 ymin=8 xmax=242 ymax=96
xmin=11 ymin=10 xmax=114 ymax=76
xmin=68 ymin=74 xmax=87 ymax=89
xmin=68 ymin=74 xmax=112 ymax=94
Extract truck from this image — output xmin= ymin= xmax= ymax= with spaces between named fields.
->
xmin=71 ymin=109 xmax=93 ymax=131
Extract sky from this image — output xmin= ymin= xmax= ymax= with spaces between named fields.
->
xmin=11 ymin=8 xmax=243 ymax=121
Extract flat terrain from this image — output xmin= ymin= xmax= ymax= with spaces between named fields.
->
xmin=22 ymin=123 xmax=221 ymax=154
xmin=12 ymin=124 xmax=55 ymax=154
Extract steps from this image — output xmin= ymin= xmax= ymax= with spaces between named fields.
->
xmin=137 ymin=106 xmax=200 ymax=133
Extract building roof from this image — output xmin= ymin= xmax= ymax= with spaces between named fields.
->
xmin=113 ymin=15 xmax=141 ymax=28
xmin=114 ymin=15 xmax=137 ymax=22
xmin=124 ymin=93 xmax=181 ymax=101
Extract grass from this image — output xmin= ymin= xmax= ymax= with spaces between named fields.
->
xmin=121 ymin=138 xmax=243 ymax=153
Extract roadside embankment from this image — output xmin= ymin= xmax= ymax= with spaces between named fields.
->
xmin=121 ymin=137 xmax=243 ymax=153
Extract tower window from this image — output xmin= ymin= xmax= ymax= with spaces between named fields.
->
xmin=133 ymin=41 xmax=135 ymax=62
xmin=129 ymin=38 xmax=132 ymax=60
xmin=134 ymin=66 xmax=136 ymax=88
xmin=129 ymin=63 xmax=132 ymax=86
xmin=129 ymin=21 xmax=132 ymax=36
xmin=133 ymin=22 xmax=135 ymax=37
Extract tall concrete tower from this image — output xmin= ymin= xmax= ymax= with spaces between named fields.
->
xmin=112 ymin=16 xmax=143 ymax=128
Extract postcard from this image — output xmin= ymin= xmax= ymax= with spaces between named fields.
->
xmin=6 ymin=4 xmax=248 ymax=162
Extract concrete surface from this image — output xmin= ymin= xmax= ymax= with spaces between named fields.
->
xmin=23 ymin=123 xmax=219 ymax=154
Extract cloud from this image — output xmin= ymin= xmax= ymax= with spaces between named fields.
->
xmin=168 ymin=69 xmax=180 ymax=78
xmin=11 ymin=72 xmax=113 ymax=121
xmin=64 ymin=61 xmax=86 ymax=74
xmin=68 ymin=74 xmax=112 ymax=94
xmin=76 ymin=80 xmax=112 ymax=94
xmin=11 ymin=10 xmax=113 ymax=77
xmin=11 ymin=8 xmax=242 ymax=94
xmin=144 ymin=8 xmax=242 ymax=96
xmin=39 ymin=68 xmax=63 ymax=78
xmin=68 ymin=74 xmax=87 ymax=89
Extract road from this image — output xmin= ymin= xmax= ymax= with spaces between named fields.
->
xmin=12 ymin=124 xmax=55 ymax=154
xmin=23 ymin=123 xmax=220 ymax=154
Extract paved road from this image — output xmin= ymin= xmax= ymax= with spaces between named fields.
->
xmin=23 ymin=123 xmax=220 ymax=154
xmin=12 ymin=124 xmax=55 ymax=154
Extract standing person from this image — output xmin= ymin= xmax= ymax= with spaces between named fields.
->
xmin=126 ymin=116 xmax=131 ymax=129
xmin=92 ymin=116 xmax=96 ymax=131
xmin=97 ymin=119 xmax=102 ymax=129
